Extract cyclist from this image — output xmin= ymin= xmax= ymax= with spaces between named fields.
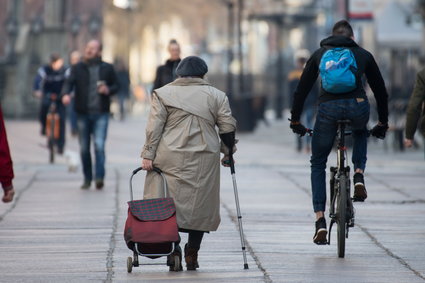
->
xmin=33 ymin=53 xmax=67 ymax=154
xmin=289 ymin=20 xmax=389 ymax=244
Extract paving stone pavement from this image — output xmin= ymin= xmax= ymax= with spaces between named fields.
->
xmin=0 ymin=117 xmax=424 ymax=282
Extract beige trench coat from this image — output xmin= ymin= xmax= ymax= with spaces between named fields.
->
xmin=141 ymin=77 xmax=236 ymax=232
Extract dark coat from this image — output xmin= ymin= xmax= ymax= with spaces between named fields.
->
xmin=152 ymin=59 xmax=181 ymax=91
xmin=291 ymin=35 xmax=389 ymax=124
xmin=116 ymin=69 xmax=130 ymax=98
xmin=405 ymin=68 xmax=425 ymax=139
xmin=62 ymin=59 xmax=119 ymax=114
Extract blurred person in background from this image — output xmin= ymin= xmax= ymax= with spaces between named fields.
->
xmin=152 ymin=39 xmax=181 ymax=91
xmin=141 ymin=56 xmax=237 ymax=271
xmin=0 ymin=103 xmax=15 ymax=203
xmin=404 ymin=67 xmax=425 ymax=150
xmin=114 ymin=58 xmax=131 ymax=121
xmin=66 ymin=50 xmax=82 ymax=136
xmin=62 ymin=40 xmax=119 ymax=190
xmin=288 ymin=49 xmax=318 ymax=153
xmin=33 ymin=53 xmax=67 ymax=154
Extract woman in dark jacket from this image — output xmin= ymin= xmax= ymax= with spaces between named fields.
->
xmin=152 ymin=39 xmax=181 ymax=91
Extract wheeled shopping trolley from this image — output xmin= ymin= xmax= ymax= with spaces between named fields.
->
xmin=124 ymin=167 xmax=180 ymax=273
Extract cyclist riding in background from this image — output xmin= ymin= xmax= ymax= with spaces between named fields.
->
xmin=289 ymin=20 xmax=389 ymax=244
xmin=33 ymin=53 xmax=67 ymax=154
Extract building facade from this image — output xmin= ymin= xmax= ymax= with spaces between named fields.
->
xmin=0 ymin=0 xmax=103 ymax=118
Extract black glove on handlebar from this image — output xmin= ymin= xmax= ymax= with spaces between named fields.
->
xmin=370 ymin=123 xmax=389 ymax=139
xmin=290 ymin=123 xmax=308 ymax=137
xmin=219 ymin=131 xmax=236 ymax=150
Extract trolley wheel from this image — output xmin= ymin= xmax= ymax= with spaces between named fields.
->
xmin=127 ymin=257 xmax=133 ymax=273
xmin=172 ymin=255 xmax=182 ymax=272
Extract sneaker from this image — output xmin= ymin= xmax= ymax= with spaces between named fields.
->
xmin=353 ymin=173 xmax=367 ymax=201
xmin=95 ymin=179 xmax=104 ymax=190
xmin=80 ymin=181 xmax=91 ymax=190
xmin=313 ymin=217 xmax=328 ymax=245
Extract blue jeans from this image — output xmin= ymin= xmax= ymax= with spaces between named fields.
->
xmin=311 ymin=98 xmax=370 ymax=212
xmin=77 ymin=113 xmax=109 ymax=182
xmin=68 ymin=97 xmax=78 ymax=134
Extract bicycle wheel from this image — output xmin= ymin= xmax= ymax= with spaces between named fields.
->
xmin=48 ymin=137 xmax=55 ymax=163
xmin=337 ymin=174 xmax=347 ymax=258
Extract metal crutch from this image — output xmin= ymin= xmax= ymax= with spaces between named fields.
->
xmin=223 ymin=134 xmax=249 ymax=270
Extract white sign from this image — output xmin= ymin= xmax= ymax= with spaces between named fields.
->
xmin=349 ymin=0 xmax=374 ymax=19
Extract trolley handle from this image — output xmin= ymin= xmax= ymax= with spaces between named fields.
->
xmin=130 ymin=166 xmax=167 ymax=201
xmin=132 ymin=166 xmax=162 ymax=175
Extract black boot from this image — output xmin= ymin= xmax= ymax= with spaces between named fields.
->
xmin=184 ymin=244 xmax=199 ymax=270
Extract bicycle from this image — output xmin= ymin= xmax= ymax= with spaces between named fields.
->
xmin=326 ymin=119 xmax=356 ymax=258
xmin=45 ymin=93 xmax=60 ymax=163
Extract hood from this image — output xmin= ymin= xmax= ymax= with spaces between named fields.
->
xmin=320 ymin=35 xmax=358 ymax=48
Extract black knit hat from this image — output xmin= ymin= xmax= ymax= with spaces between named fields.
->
xmin=175 ymin=56 xmax=208 ymax=77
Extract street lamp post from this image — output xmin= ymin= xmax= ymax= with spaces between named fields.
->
xmin=227 ymin=1 xmax=234 ymax=101
xmin=5 ymin=16 xmax=18 ymax=64
xmin=237 ymin=0 xmax=244 ymax=97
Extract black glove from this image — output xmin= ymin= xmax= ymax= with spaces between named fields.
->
xmin=290 ymin=122 xmax=308 ymax=137
xmin=219 ymin=131 xmax=236 ymax=150
xmin=370 ymin=123 xmax=389 ymax=139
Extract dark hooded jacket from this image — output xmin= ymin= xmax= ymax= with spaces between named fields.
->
xmin=291 ymin=35 xmax=389 ymax=124
xmin=152 ymin=59 xmax=181 ymax=91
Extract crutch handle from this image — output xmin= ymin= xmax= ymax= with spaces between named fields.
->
xmin=228 ymin=153 xmax=236 ymax=174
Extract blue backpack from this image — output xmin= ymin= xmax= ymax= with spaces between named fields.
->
xmin=319 ymin=47 xmax=358 ymax=94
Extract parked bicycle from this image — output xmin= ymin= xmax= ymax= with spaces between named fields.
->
xmin=45 ymin=93 xmax=60 ymax=163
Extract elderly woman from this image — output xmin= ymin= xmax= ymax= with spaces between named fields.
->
xmin=141 ymin=56 xmax=236 ymax=271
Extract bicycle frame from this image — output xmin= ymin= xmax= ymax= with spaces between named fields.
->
xmin=46 ymin=94 xmax=60 ymax=163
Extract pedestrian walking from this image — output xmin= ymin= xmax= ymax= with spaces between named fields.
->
xmin=0 ymin=103 xmax=15 ymax=203
xmin=288 ymin=50 xmax=317 ymax=153
xmin=33 ymin=53 xmax=67 ymax=154
xmin=141 ymin=56 xmax=237 ymax=271
xmin=115 ymin=58 xmax=131 ymax=121
xmin=152 ymin=39 xmax=181 ymax=91
xmin=62 ymin=40 xmax=119 ymax=190
xmin=66 ymin=50 xmax=82 ymax=137
xmin=404 ymin=67 xmax=425 ymax=150
xmin=289 ymin=20 xmax=389 ymax=244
